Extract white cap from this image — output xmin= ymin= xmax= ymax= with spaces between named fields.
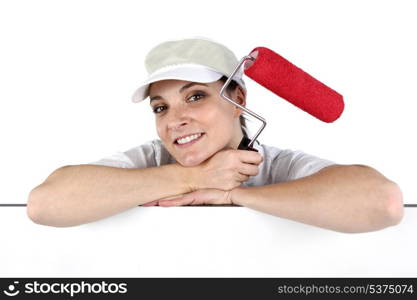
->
xmin=131 ymin=38 xmax=245 ymax=103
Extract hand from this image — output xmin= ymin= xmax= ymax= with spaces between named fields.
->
xmin=142 ymin=193 xmax=182 ymax=206
xmin=142 ymin=188 xmax=234 ymax=207
xmin=188 ymin=149 xmax=263 ymax=191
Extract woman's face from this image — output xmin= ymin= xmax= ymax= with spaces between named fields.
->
xmin=148 ymin=79 xmax=245 ymax=167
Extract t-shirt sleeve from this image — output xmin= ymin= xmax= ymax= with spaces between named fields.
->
xmin=87 ymin=141 xmax=158 ymax=169
xmin=286 ymin=150 xmax=336 ymax=181
xmin=269 ymin=148 xmax=336 ymax=183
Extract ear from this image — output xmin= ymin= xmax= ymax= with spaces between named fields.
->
xmin=233 ymin=86 xmax=247 ymax=117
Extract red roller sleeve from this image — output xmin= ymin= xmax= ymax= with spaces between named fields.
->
xmin=244 ymin=47 xmax=344 ymax=123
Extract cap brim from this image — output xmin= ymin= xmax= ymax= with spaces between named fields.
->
xmin=131 ymin=65 xmax=225 ymax=103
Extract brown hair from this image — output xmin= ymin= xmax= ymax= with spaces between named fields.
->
xmin=218 ymin=76 xmax=249 ymax=138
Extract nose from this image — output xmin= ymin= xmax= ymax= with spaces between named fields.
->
xmin=167 ymin=105 xmax=191 ymax=130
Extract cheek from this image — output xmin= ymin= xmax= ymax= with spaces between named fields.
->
xmin=204 ymin=104 xmax=235 ymax=131
xmin=153 ymin=102 xmax=234 ymax=145
xmin=155 ymin=120 xmax=165 ymax=139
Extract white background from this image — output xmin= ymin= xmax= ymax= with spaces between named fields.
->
xmin=1 ymin=0 xmax=416 ymax=205
xmin=0 ymin=0 xmax=416 ymax=277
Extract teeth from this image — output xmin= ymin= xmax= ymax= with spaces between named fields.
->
xmin=176 ymin=133 xmax=202 ymax=145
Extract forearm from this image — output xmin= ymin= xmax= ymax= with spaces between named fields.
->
xmin=27 ymin=163 xmax=192 ymax=227
xmin=232 ymin=165 xmax=404 ymax=233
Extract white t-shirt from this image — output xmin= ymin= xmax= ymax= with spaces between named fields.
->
xmin=88 ymin=139 xmax=336 ymax=187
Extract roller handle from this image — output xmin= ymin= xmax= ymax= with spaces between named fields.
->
xmin=237 ymin=136 xmax=258 ymax=152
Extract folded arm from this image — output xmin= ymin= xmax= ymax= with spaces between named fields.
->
xmin=27 ymin=163 xmax=193 ymax=227
xmin=231 ymin=164 xmax=404 ymax=233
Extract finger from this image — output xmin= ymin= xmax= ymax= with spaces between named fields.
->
xmin=237 ymin=163 xmax=260 ymax=177
xmin=142 ymin=200 xmax=159 ymax=206
xmin=236 ymin=150 xmax=263 ymax=165
xmin=159 ymin=197 xmax=192 ymax=207
xmin=158 ymin=200 xmax=177 ymax=207
xmin=160 ymin=194 xmax=184 ymax=201
xmin=158 ymin=194 xmax=190 ymax=206
xmin=235 ymin=172 xmax=249 ymax=183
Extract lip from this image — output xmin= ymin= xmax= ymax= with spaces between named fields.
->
xmin=173 ymin=132 xmax=205 ymax=144
xmin=174 ymin=133 xmax=205 ymax=148
xmin=173 ymin=132 xmax=205 ymax=143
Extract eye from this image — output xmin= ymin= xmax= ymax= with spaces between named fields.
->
xmin=188 ymin=91 xmax=206 ymax=102
xmin=152 ymin=105 xmax=167 ymax=114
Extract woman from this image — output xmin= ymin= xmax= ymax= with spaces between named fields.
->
xmin=27 ymin=38 xmax=404 ymax=232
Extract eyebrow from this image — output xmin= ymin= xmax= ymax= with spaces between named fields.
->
xmin=149 ymin=82 xmax=209 ymax=104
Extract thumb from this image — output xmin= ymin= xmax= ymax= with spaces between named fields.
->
xmin=160 ymin=193 xmax=184 ymax=201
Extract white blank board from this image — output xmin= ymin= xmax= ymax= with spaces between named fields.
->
xmin=1 ymin=207 xmax=416 ymax=277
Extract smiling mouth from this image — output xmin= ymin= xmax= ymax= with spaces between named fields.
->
xmin=174 ymin=133 xmax=205 ymax=147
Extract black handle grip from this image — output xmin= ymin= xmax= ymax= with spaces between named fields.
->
xmin=237 ymin=136 xmax=258 ymax=152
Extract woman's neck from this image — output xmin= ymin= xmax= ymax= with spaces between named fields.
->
xmin=228 ymin=129 xmax=245 ymax=150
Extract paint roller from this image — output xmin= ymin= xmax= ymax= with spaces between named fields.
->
xmin=220 ymin=47 xmax=344 ymax=152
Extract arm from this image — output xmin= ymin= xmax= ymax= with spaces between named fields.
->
xmin=27 ymin=163 xmax=193 ymax=227
xmin=231 ymin=164 xmax=404 ymax=233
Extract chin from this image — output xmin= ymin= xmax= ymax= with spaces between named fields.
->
xmin=180 ymin=154 xmax=207 ymax=167
xmin=173 ymin=147 xmax=217 ymax=167
xmin=169 ymin=139 xmax=229 ymax=167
